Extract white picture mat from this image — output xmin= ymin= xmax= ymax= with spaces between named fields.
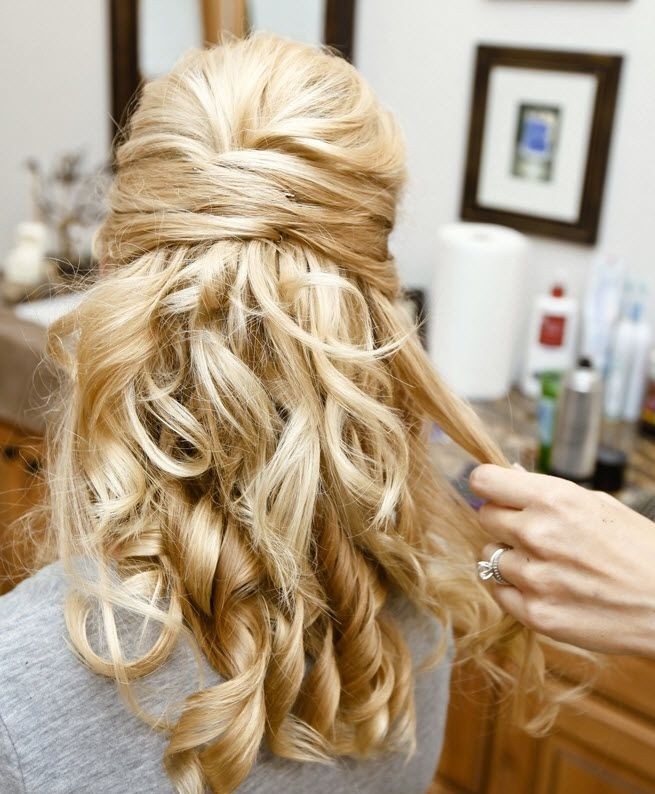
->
xmin=477 ymin=67 xmax=598 ymax=222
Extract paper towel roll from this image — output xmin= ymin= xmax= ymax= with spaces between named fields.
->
xmin=428 ymin=223 xmax=528 ymax=400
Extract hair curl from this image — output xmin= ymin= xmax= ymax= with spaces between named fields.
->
xmin=41 ymin=33 xmax=580 ymax=794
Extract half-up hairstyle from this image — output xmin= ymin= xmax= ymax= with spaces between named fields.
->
xmin=43 ymin=33 xmax=569 ymax=793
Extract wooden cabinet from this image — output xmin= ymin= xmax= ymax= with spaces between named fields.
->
xmin=433 ymin=651 xmax=655 ymax=794
xmin=0 ymin=420 xmax=45 ymax=594
xmin=432 ymin=664 xmax=495 ymax=793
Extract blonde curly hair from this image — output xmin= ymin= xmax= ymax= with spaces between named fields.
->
xmin=42 ymin=32 xmax=566 ymax=794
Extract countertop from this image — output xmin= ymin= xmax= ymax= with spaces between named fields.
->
xmin=430 ymin=389 xmax=655 ymax=510
xmin=0 ymin=307 xmax=57 ymax=435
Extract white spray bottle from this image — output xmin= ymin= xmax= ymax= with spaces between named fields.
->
xmin=604 ymin=281 xmax=638 ymax=419
xmin=623 ymin=284 xmax=652 ymax=421
xmin=520 ymin=270 xmax=579 ymax=398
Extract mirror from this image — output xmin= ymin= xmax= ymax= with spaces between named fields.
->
xmin=110 ymin=0 xmax=356 ymax=138
xmin=247 ymin=0 xmax=326 ymax=49
xmin=138 ymin=0 xmax=205 ymax=81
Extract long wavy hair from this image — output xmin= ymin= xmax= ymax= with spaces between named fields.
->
xmin=42 ymin=33 xmax=568 ymax=793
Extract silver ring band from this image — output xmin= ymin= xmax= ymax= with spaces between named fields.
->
xmin=477 ymin=546 xmax=511 ymax=585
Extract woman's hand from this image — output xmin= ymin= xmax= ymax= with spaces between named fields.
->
xmin=469 ymin=464 xmax=655 ymax=657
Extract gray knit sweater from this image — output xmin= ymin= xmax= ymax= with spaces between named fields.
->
xmin=0 ymin=561 xmax=452 ymax=793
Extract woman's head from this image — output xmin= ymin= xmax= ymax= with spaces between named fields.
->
xmin=45 ymin=33 xmax=560 ymax=794
xmin=101 ymin=33 xmax=405 ymax=297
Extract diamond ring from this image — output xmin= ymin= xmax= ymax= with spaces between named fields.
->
xmin=477 ymin=546 xmax=511 ymax=585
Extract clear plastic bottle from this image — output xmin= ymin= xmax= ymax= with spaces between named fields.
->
xmin=623 ymin=286 xmax=652 ymax=421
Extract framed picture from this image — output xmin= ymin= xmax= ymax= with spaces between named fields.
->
xmin=461 ymin=46 xmax=622 ymax=244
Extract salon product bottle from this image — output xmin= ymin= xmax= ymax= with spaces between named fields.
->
xmin=550 ymin=357 xmax=603 ymax=483
xmin=639 ymin=349 xmax=655 ymax=437
xmin=623 ymin=287 xmax=652 ymax=421
xmin=593 ymin=445 xmax=627 ymax=494
xmin=520 ymin=276 xmax=579 ymax=399
xmin=604 ymin=284 xmax=640 ymax=419
xmin=537 ymin=371 xmax=562 ymax=473
xmin=581 ymin=255 xmax=625 ymax=377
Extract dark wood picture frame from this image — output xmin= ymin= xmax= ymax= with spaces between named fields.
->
xmin=109 ymin=0 xmax=356 ymax=141
xmin=460 ymin=45 xmax=622 ymax=245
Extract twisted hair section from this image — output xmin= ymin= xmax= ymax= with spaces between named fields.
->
xmin=41 ymin=33 xmax=582 ymax=794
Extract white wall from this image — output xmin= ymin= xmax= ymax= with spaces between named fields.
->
xmin=355 ymin=0 xmax=655 ymax=323
xmin=0 ymin=0 xmax=109 ymax=257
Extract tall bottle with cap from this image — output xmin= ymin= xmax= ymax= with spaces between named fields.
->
xmin=520 ymin=272 xmax=579 ymax=398
xmin=622 ymin=284 xmax=652 ymax=421
xmin=604 ymin=282 xmax=652 ymax=420
xmin=550 ymin=357 xmax=604 ymax=484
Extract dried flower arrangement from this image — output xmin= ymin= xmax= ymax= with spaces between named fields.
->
xmin=26 ymin=152 xmax=111 ymax=278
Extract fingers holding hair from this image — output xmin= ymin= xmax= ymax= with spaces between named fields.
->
xmin=469 ymin=464 xmax=556 ymax=510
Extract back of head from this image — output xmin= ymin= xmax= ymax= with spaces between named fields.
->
xmin=45 ymin=33 xmax=553 ymax=794
xmin=102 ymin=33 xmax=404 ymax=297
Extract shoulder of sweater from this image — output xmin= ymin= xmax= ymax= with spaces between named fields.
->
xmin=0 ymin=561 xmax=452 ymax=683
xmin=0 ymin=560 xmax=67 ymax=628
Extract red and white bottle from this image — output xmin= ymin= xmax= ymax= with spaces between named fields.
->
xmin=520 ymin=276 xmax=579 ymax=398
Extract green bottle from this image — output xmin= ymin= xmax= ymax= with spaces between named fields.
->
xmin=537 ymin=371 xmax=562 ymax=473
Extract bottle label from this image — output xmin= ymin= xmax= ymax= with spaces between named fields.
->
xmin=538 ymin=396 xmax=556 ymax=444
xmin=539 ymin=315 xmax=566 ymax=347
